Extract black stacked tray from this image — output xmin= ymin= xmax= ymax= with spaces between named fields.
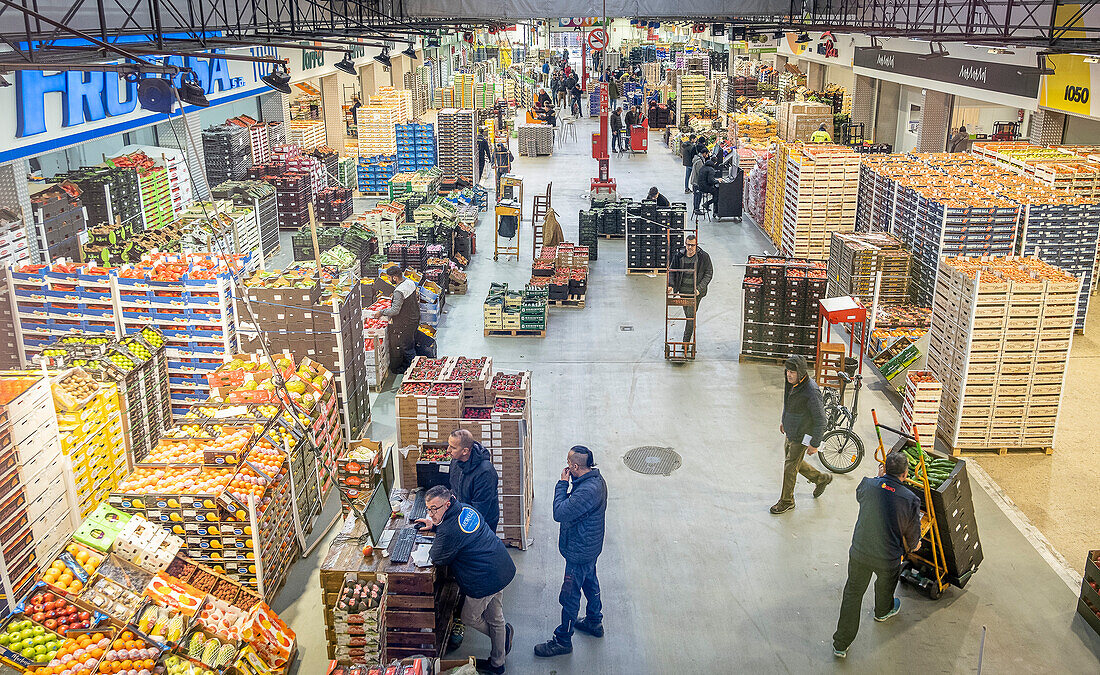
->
xmin=202 ymin=124 xmax=251 ymax=186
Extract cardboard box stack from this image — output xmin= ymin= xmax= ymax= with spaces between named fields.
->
xmin=395 ymin=357 xmax=534 ymax=548
xmin=357 ymin=101 xmax=402 ymax=158
xmin=926 ymin=256 xmax=1078 ymax=453
xmin=396 ymin=123 xmax=437 ymax=172
xmin=777 ymin=101 xmax=833 ymax=142
xmin=484 ymin=283 xmax=548 ymax=333
xmin=855 ymin=154 xmax=925 ymax=233
xmin=0 ymin=373 xmax=78 ymax=614
xmin=762 ymin=141 xmax=789 ymax=247
xmin=827 ymin=232 xmax=911 ymax=305
xmin=779 ymin=143 xmax=860 ymax=260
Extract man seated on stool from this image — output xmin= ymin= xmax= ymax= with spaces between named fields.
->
xmin=422 ymin=486 xmax=515 ymax=674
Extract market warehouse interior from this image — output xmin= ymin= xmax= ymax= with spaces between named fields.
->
xmin=1 ymin=2 xmax=1100 ymax=673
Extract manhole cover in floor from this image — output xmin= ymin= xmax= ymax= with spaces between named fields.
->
xmin=623 ymin=446 xmax=681 ymax=475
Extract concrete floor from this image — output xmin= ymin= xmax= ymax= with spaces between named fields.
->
xmin=272 ymin=117 xmax=1100 ymax=673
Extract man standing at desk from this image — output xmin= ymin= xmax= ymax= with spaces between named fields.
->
xmin=534 ymin=446 xmax=608 ymax=658
xmin=448 ymin=429 xmax=499 ymax=532
xmin=426 ymin=486 xmax=515 ymax=674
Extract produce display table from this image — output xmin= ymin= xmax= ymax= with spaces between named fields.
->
xmin=321 ymin=510 xmax=460 ymax=664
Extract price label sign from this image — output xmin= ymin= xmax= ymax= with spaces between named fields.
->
xmin=587 ymin=28 xmax=609 ymax=52
xmin=600 ymin=82 xmax=609 ymax=114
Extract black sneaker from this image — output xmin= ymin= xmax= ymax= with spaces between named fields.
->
xmin=505 ymin=623 xmax=513 ymax=654
xmin=814 ymin=474 xmax=833 ymax=498
xmin=574 ymin=617 xmax=604 ymax=637
xmin=475 ymin=658 xmax=506 ymax=674
xmin=446 ymin=620 xmax=465 ymax=653
xmin=533 ymin=639 xmax=572 ymax=657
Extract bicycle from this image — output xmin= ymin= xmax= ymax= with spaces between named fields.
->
xmin=817 ymin=371 xmax=865 ymax=473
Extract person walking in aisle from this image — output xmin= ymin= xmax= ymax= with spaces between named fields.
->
xmin=832 ymin=452 xmax=921 ymax=658
xmin=948 ymin=126 xmax=970 ymax=153
xmin=666 ymin=234 xmax=713 ymax=344
xmin=570 ymin=80 xmax=583 ymax=117
xmin=608 ymin=74 xmax=621 ymax=111
xmin=689 ymin=146 xmax=709 ymax=208
xmin=609 ymin=107 xmax=625 ymax=153
xmin=367 ymin=265 xmax=420 ymax=375
xmin=681 ymin=133 xmax=697 ymax=193
xmin=493 ymin=138 xmax=513 ymax=194
xmin=771 ymin=355 xmax=832 ymax=514
xmin=534 ymin=446 xmax=608 ymax=658
xmin=425 ymin=486 xmax=515 ymax=674
xmin=476 ymin=131 xmax=493 ymax=184
xmin=542 ymin=60 xmax=550 ymax=85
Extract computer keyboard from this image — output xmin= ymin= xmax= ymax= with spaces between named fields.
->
xmin=409 ymin=490 xmax=427 ymax=521
xmin=390 ymin=526 xmax=418 ymax=564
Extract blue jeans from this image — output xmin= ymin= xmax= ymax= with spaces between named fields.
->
xmin=553 ymin=561 xmax=602 ymax=646
xmin=684 ymin=165 xmax=693 ymax=191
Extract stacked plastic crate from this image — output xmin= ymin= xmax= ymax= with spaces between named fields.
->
xmin=316 ymin=186 xmax=354 ymax=223
xmin=357 ymin=155 xmax=398 ymax=195
xmin=7 ymin=263 xmax=114 ymax=362
xmin=826 ymin=232 xmax=911 ymax=305
xmin=29 ymin=184 xmax=86 ymax=264
xmin=625 ymin=201 xmax=687 ymax=272
xmin=396 ymin=123 xmax=437 ymax=172
xmin=437 ymin=109 xmax=477 ymax=186
xmin=202 ymin=124 xmax=251 ymax=186
xmin=228 ymin=115 xmax=271 ymax=164
xmin=210 ymin=181 xmax=280 ymax=261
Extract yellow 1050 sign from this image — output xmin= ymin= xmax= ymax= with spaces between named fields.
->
xmin=1039 ymin=54 xmax=1097 ymax=117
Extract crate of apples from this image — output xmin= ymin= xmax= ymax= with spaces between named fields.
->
xmin=25 ymin=590 xmax=94 ymax=635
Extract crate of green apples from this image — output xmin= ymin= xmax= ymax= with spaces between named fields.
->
xmin=0 ymin=615 xmax=64 ymax=668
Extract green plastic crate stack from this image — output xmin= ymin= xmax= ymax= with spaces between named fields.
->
xmin=520 ymin=294 xmax=548 ymax=330
xmin=337 ymin=156 xmax=357 ymax=190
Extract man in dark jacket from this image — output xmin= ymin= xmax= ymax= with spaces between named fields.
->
xmin=772 ymin=355 xmax=831 ymax=514
xmin=681 ymin=134 xmax=697 ymax=193
xmin=667 ymin=234 xmax=713 ymax=343
xmin=447 ymin=429 xmax=500 ymax=532
xmin=832 ymin=451 xmax=921 ymax=658
xmin=534 ymin=446 xmax=607 ymax=658
xmin=476 ymin=131 xmax=493 ymax=183
xmin=609 ymin=107 xmax=625 ymax=153
xmin=692 ymin=159 xmax=719 ymax=215
xmin=427 ymin=486 xmax=515 ymax=674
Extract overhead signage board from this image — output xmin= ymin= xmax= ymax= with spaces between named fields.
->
xmin=853 ymin=48 xmax=1041 ymax=99
xmin=1039 ymin=54 xmax=1099 ymax=119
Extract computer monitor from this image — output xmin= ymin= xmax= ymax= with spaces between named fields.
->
xmin=362 ymin=484 xmax=393 ymax=546
xmin=380 ymin=445 xmax=396 ymax=496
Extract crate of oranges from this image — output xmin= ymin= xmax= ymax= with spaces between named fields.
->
xmin=40 ymin=542 xmax=103 ymax=596
xmin=26 ymin=627 xmax=115 ymax=675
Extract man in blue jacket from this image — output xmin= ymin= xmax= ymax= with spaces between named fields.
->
xmin=772 ymin=354 xmax=832 ymax=514
xmin=447 ymin=429 xmax=500 ymax=532
xmin=832 ymin=451 xmax=922 ymax=657
xmin=534 ymin=446 xmax=608 ymax=658
xmin=426 ymin=486 xmax=515 ymax=674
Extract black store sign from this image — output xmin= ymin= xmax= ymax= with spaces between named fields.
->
xmin=854 ymin=48 xmax=1040 ymax=99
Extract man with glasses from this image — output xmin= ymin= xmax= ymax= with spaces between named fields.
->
xmin=667 ymin=234 xmax=713 ymax=344
xmin=534 ymin=446 xmax=608 ymax=658
xmin=424 ymin=485 xmax=515 ymax=674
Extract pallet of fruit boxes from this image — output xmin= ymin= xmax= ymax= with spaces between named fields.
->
xmin=108 ymin=419 xmax=300 ymax=602
xmin=926 ymin=256 xmax=1078 ymax=454
xmin=901 ymin=370 xmax=941 ymax=444
xmin=37 ymin=326 xmax=173 ymax=466
xmin=0 ymin=502 xmax=297 ymax=675
xmin=394 ymin=357 xmax=533 ymax=548
xmin=204 ymin=353 xmax=341 ymax=508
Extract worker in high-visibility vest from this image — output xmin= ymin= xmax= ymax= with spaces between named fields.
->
xmin=811 ymin=124 xmax=832 ymax=143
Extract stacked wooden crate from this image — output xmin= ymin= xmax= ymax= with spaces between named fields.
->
xmin=373 ymin=86 xmax=413 ymax=123
xmin=287 ymin=119 xmax=327 ymax=151
xmin=901 ymin=370 xmax=941 ymax=445
xmin=761 ymin=141 xmax=789 ymax=247
xmin=678 ymin=74 xmax=708 ymax=115
xmin=357 ymin=101 xmax=403 ymax=157
xmin=855 ymin=155 xmax=925 ymax=234
xmin=780 ymin=144 xmax=859 ymax=260
xmin=827 ymin=231 xmax=911 ymax=305
xmin=927 ymin=256 xmax=1078 ymax=454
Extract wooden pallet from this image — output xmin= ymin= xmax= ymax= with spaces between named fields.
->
xmin=548 ymin=295 xmax=585 ymax=308
xmin=627 ymin=267 xmax=665 ymax=276
xmin=738 ymin=352 xmax=789 ymax=365
xmin=484 ymin=328 xmax=547 ymax=338
xmin=369 ymin=370 xmax=395 ymax=393
xmin=946 ymin=444 xmax=1054 ymax=457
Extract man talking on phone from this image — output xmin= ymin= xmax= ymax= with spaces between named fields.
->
xmin=534 ymin=446 xmax=608 ymax=658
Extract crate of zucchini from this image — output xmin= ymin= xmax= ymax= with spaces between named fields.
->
xmin=892 ymin=438 xmax=983 ymax=588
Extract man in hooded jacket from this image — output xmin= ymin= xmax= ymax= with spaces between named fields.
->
xmin=447 ymin=429 xmax=500 ymax=531
xmin=772 ymin=355 xmax=832 ymax=513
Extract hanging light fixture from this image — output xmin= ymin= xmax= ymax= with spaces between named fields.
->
xmin=795 ymin=32 xmax=811 ymax=44
xmin=176 ymin=71 xmax=210 ymax=107
xmin=261 ymin=63 xmax=292 ymax=94
xmin=335 ymin=51 xmax=357 ymax=75
xmin=374 ymin=48 xmax=392 ymax=68
xmin=402 ymin=43 xmax=417 ymax=59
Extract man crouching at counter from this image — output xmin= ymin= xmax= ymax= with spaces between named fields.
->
xmin=424 ymin=485 xmax=516 ymax=674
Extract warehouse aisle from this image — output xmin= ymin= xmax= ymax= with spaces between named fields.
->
xmin=277 ymin=117 xmax=1100 ymax=673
